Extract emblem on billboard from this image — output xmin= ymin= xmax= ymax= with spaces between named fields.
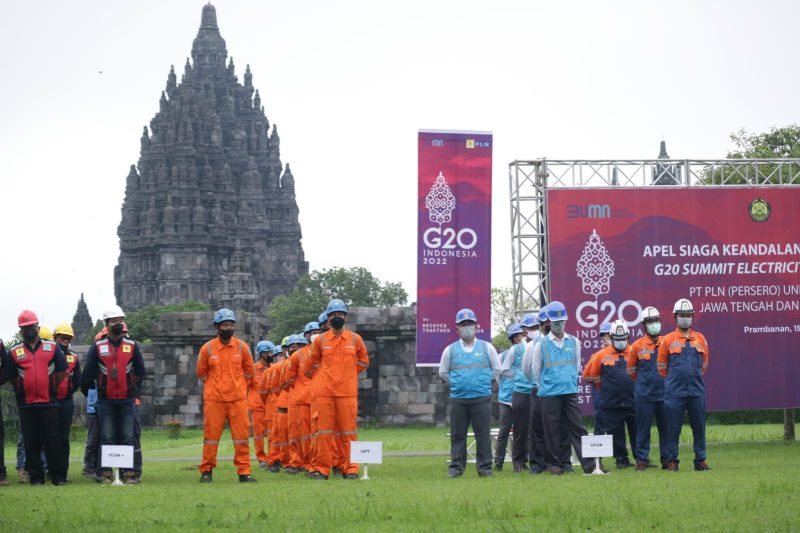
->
xmin=748 ymin=198 xmax=770 ymax=222
xmin=577 ymin=229 xmax=615 ymax=298
xmin=425 ymin=172 xmax=456 ymax=226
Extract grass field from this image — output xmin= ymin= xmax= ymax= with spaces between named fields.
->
xmin=1 ymin=424 xmax=798 ymax=532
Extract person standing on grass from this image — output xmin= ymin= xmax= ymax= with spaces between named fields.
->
xmin=439 ymin=308 xmax=501 ymax=478
xmin=196 ymin=308 xmax=257 ymax=483
xmin=493 ymin=324 xmax=520 ymax=471
xmin=530 ymin=301 xmax=593 ymax=475
xmin=627 ymin=306 xmax=668 ymax=470
xmin=500 ymin=322 xmax=535 ymax=473
xmin=658 ymin=298 xmax=710 ymax=472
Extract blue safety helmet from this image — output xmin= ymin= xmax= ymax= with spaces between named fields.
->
xmin=326 ymin=299 xmax=348 ymax=315
xmin=256 ymin=340 xmax=275 ymax=354
xmin=213 ymin=308 xmax=236 ymax=325
xmin=318 ymin=312 xmax=328 ymax=324
xmin=597 ymin=323 xmax=612 ymax=337
xmin=538 ymin=305 xmax=549 ymax=323
xmin=304 ymin=321 xmax=320 ymax=334
xmin=546 ymin=301 xmax=568 ymax=321
xmin=455 ymin=308 xmax=477 ymax=324
xmin=506 ymin=323 xmax=524 ymax=340
xmin=520 ymin=313 xmax=539 ymax=328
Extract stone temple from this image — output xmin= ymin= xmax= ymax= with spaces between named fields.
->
xmin=114 ymin=3 xmax=308 ymax=313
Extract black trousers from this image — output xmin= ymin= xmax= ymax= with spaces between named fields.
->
xmin=449 ymin=397 xmax=492 ymax=475
xmin=510 ymin=392 xmax=531 ymax=466
xmin=19 ymin=406 xmax=65 ymax=484
xmin=528 ymin=388 xmax=547 ymax=470
xmin=494 ymin=403 xmax=512 ymax=465
xmin=57 ymin=398 xmax=74 ymax=477
xmin=540 ymin=394 xmax=590 ymax=470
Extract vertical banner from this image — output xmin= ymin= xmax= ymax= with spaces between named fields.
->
xmin=416 ymin=130 xmax=492 ymax=366
xmin=547 ymin=186 xmax=800 ymax=413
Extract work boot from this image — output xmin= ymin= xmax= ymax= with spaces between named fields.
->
xmin=239 ymin=474 xmax=257 ymax=483
xmin=694 ymin=461 xmax=711 ymax=471
xmin=635 ymin=461 xmax=648 ymax=471
xmin=199 ymin=471 xmax=213 ymax=483
xmin=308 ymin=472 xmax=328 ymax=480
xmin=667 ymin=461 xmax=679 ymax=472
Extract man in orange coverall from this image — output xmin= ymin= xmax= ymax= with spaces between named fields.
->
xmin=266 ymin=340 xmax=292 ymax=473
xmin=305 ymin=299 xmax=369 ymax=480
xmin=250 ymin=341 xmax=274 ymax=469
xmin=284 ymin=323 xmax=321 ymax=474
xmin=196 ymin=308 xmax=256 ymax=483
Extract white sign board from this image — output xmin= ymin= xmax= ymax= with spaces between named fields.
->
xmin=350 ymin=441 xmax=383 ymax=464
xmin=101 ymin=445 xmax=134 ymax=468
xmin=581 ymin=434 xmax=613 ymax=458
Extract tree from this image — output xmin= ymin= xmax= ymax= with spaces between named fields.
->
xmin=266 ymin=267 xmax=408 ymax=341
xmin=700 ymin=125 xmax=800 ymax=184
xmin=85 ymin=300 xmax=210 ymax=344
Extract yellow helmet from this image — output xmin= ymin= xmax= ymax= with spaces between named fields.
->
xmin=54 ymin=323 xmax=75 ymax=338
xmin=39 ymin=326 xmax=54 ymax=341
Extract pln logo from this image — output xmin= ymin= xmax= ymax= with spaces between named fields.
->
xmin=422 ymin=172 xmax=477 ymax=252
xmin=575 ymin=229 xmax=642 ymax=327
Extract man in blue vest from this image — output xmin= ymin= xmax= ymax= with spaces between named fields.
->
xmin=493 ymin=324 xmax=520 ymax=471
xmin=439 ymin=308 xmax=501 ymax=478
xmin=530 ymin=301 xmax=592 ymax=475
xmin=501 ymin=320 xmax=536 ymax=473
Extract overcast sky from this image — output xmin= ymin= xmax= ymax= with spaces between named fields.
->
xmin=1 ymin=0 xmax=798 ymax=339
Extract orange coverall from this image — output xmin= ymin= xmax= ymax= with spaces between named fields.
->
xmin=306 ymin=329 xmax=369 ymax=477
xmin=285 ymin=345 xmax=314 ymax=470
xmin=248 ymin=359 xmax=267 ymax=463
xmin=196 ymin=337 xmax=254 ymax=475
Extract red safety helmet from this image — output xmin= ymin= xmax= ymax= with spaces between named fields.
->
xmin=18 ymin=309 xmax=39 ymax=327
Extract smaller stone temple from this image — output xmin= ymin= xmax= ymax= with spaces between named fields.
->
xmin=71 ymin=293 xmax=94 ymax=344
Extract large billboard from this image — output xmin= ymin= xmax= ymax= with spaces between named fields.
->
xmin=547 ymin=186 xmax=800 ymax=412
xmin=416 ymin=130 xmax=492 ymax=366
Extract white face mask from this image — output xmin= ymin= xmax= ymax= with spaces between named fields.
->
xmin=550 ymin=321 xmax=565 ymax=334
xmin=527 ymin=330 xmax=540 ymax=342
xmin=646 ymin=322 xmax=661 ymax=336
xmin=677 ymin=317 xmax=692 ymax=330
xmin=458 ymin=325 xmax=476 ymax=341
xmin=613 ymin=339 xmax=628 ymax=351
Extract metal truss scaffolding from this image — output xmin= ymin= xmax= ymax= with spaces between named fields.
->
xmin=508 ymin=158 xmax=800 ymax=315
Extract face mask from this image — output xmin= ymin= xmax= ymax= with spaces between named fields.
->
xmin=550 ymin=321 xmax=565 ymax=334
xmin=330 ymin=317 xmax=346 ymax=329
xmin=219 ymin=329 xmax=234 ymax=340
xmin=110 ymin=323 xmax=124 ymax=336
xmin=527 ymin=331 xmax=540 ymax=342
xmin=646 ymin=322 xmax=661 ymax=336
xmin=22 ymin=327 xmax=38 ymax=342
xmin=677 ymin=317 xmax=692 ymax=330
xmin=613 ymin=339 xmax=627 ymax=351
xmin=458 ymin=325 xmax=476 ymax=341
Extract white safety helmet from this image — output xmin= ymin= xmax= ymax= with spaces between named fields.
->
xmin=641 ymin=306 xmax=660 ymax=322
xmin=673 ymin=298 xmax=694 ymax=314
xmin=102 ymin=305 xmax=126 ymax=321
xmin=610 ymin=320 xmax=629 ymax=339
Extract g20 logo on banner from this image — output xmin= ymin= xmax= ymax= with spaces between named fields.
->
xmin=575 ymin=229 xmax=642 ymax=327
xmin=421 ymin=172 xmax=478 ymax=264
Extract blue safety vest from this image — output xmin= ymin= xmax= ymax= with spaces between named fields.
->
xmin=538 ymin=335 xmax=578 ymax=397
xmin=498 ymin=349 xmax=515 ymax=404
xmin=509 ymin=342 xmax=533 ymax=394
xmin=633 ymin=338 xmax=664 ymax=402
xmin=664 ymin=336 xmax=706 ymax=398
xmin=448 ymin=340 xmax=492 ymax=399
